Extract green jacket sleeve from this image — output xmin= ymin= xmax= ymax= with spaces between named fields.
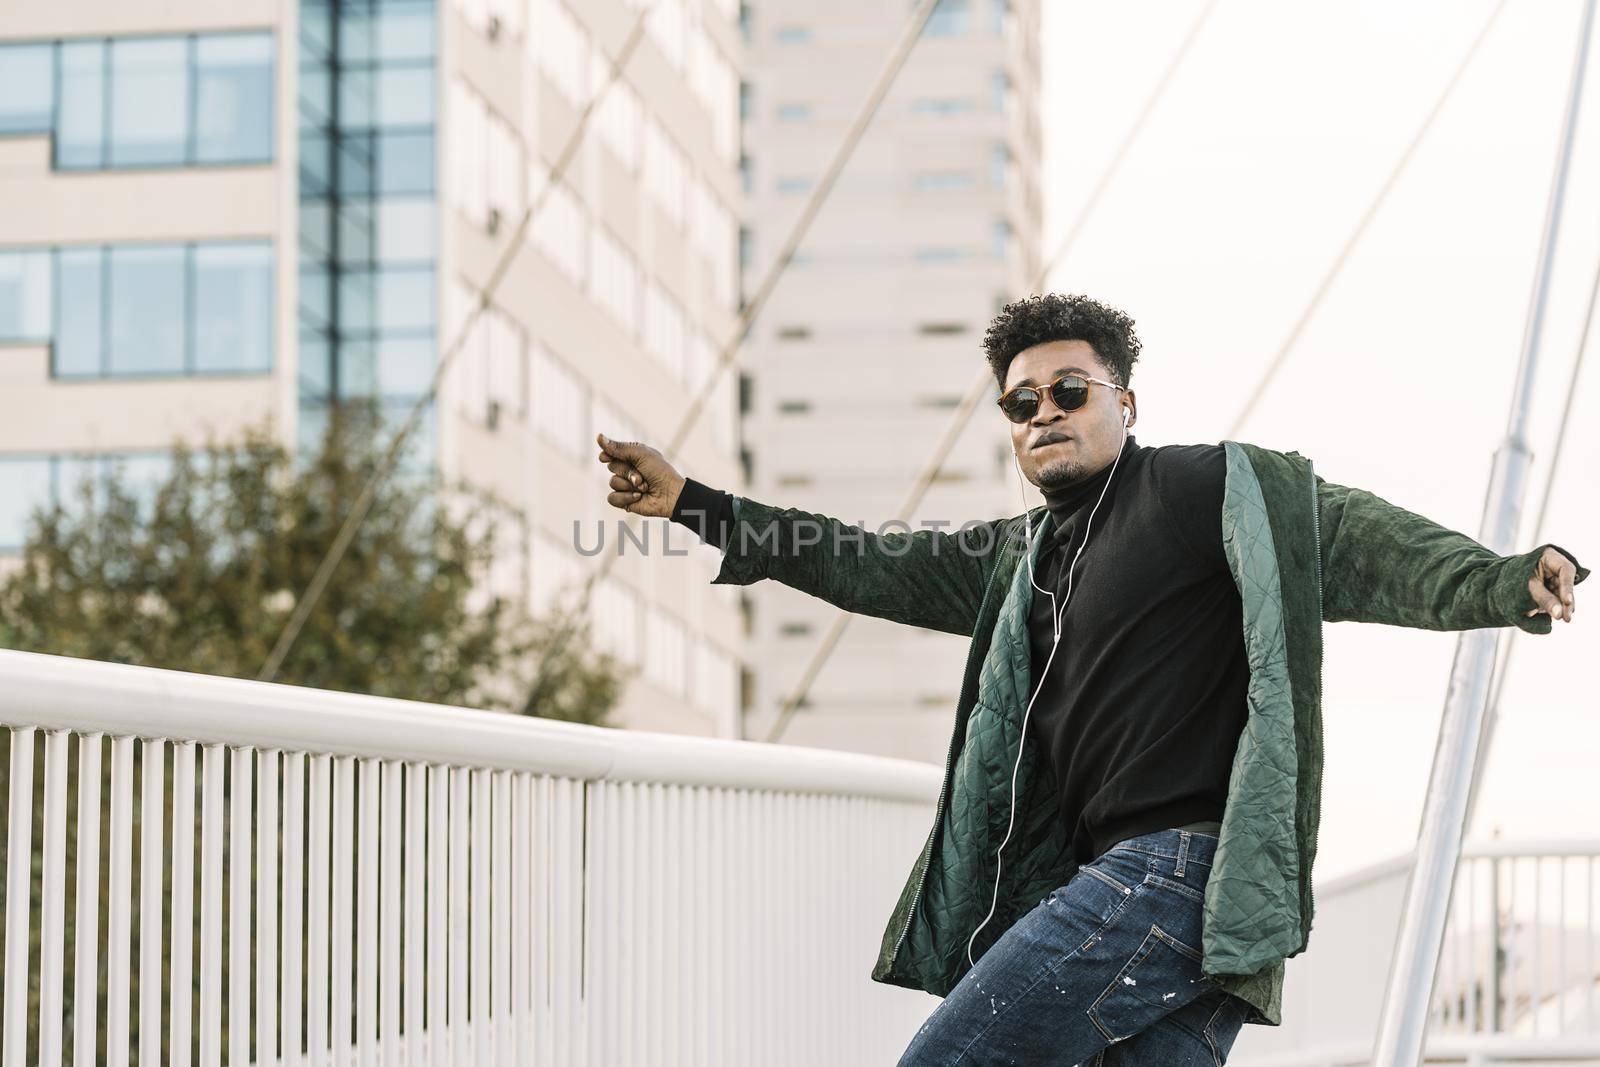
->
xmin=706 ymin=495 xmax=1013 ymax=636
xmin=1316 ymin=476 xmax=1590 ymax=634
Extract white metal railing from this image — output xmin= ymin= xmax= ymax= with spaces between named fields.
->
xmin=1232 ymin=841 xmax=1600 ymax=1066
xmin=0 ymin=648 xmax=944 ymax=1066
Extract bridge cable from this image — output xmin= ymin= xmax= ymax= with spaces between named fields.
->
xmin=765 ymin=0 xmax=1507 ymax=743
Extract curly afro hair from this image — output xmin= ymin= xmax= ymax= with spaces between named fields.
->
xmin=982 ymin=293 xmax=1142 ymax=391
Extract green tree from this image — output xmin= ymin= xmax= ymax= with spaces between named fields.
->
xmin=0 ymin=401 xmax=623 ymax=718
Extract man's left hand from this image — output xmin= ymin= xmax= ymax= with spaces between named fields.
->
xmin=1525 ymin=546 xmax=1578 ymax=623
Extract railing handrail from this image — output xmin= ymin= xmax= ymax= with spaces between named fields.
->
xmin=1310 ymin=839 xmax=1600 ymax=901
xmin=0 ymin=648 xmax=941 ymax=803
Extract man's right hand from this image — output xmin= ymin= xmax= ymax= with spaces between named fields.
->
xmin=596 ymin=433 xmax=686 ymax=519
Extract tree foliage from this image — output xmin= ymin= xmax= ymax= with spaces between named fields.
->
xmin=0 ymin=402 xmax=624 ymax=720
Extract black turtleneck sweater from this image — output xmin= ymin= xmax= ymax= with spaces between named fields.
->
xmin=1024 ymin=433 xmax=1245 ymax=863
xmin=668 ymin=438 xmax=1248 ymax=864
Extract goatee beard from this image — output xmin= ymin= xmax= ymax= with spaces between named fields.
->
xmin=1036 ymin=456 xmax=1094 ymax=491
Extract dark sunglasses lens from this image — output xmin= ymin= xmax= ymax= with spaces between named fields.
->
xmin=1050 ymin=377 xmax=1090 ymax=411
xmin=1000 ymin=389 xmax=1040 ymax=423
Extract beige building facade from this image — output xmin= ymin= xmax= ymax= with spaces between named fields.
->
xmin=0 ymin=0 xmax=745 ymax=737
xmin=738 ymin=0 xmax=1042 ymax=760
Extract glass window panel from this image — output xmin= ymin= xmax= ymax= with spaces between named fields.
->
xmin=57 ymin=41 xmax=108 ymax=169
xmin=376 ymin=130 xmax=434 ymax=194
xmin=377 ymin=66 xmax=434 ymax=127
xmin=298 ymin=334 xmax=332 ymax=400
xmin=193 ymin=242 xmax=272 ymax=373
xmin=103 ymin=453 xmax=171 ymax=514
xmin=0 ymin=250 xmax=52 ymax=340
xmin=0 ymin=458 xmax=53 ymax=551
xmin=108 ymin=244 xmax=186 ymax=374
xmin=336 ymin=270 xmax=378 ymax=334
xmin=54 ymin=248 xmax=104 ymax=376
xmin=298 ymin=265 xmax=333 ymax=333
xmin=55 ymin=455 xmax=99 ymax=515
xmin=193 ymin=34 xmax=274 ymax=163
xmin=376 ymin=198 xmax=435 ymax=262
xmin=299 ymin=130 xmax=333 ymax=195
xmin=109 ymin=37 xmax=190 ymax=167
xmin=335 ymin=67 xmax=378 ymax=129
xmin=335 ymin=132 xmax=377 ymax=197
xmin=377 ymin=335 xmax=434 ymax=398
xmin=378 ymin=268 xmax=433 ymax=332
xmin=0 ymin=43 xmax=54 ymax=134
xmin=342 ymin=5 xmax=436 ymax=63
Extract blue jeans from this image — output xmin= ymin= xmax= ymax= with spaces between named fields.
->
xmin=896 ymin=828 xmax=1251 ymax=1066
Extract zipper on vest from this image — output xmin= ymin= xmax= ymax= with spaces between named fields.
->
xmin=1307 ymin=459 xmax=1325 ymax=946
xmin=889 ymin=519 xmax=1020 ymax=968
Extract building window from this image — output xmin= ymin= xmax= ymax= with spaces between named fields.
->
xmin=912 ymin=170 xmax=977 ymax=191
xmin=775 ymin=175 xmax=812 ymax=195
xmin=918 ymin=322 xmax=968 ymax=335
xmin=0 ymin=32 xmax=274 ymax=170
xmin=991 ymin=69 xmax=1012 ymax=113
xmin=0 ymin=251 xmax=51 ymax=341
xmin=775 ymin=102 xmax=810 ymax=121
xmin=776 ymin=399 xmax=811 ymax=414
xmin=992 ymin=218 xmax=1012 ymax=261
xmin=922 ymin=0 xmax=971 ymax=36
xmin=911 ymin=98 xmax=974 ymax=116
xmin=990 ymin=143 xmax=1010 ymax=187
xmin=990 ymin=0 xmax=1011 ymax=34
xmin=914 ymin=246 xmax=974 ymax=263
xmin=774 ymin=26 xmax=811 ymax=43
xmin=0 ymin=242 xmax=273 ymax=378
xmin=0 ymin=452 xmax=173 ymax=553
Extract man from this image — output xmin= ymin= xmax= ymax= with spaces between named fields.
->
xmin=594 ymin=293 xmax=1587 ymax=1064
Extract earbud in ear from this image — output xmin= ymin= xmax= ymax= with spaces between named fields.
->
xmin=1122 ymin=408 xmax=1131 ymax=425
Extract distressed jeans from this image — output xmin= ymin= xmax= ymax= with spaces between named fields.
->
xmin=896 ymin=828 xmax=1251 ymax=1066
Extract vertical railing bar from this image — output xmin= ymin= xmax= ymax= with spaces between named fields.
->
xmin=138 ymin=739 xmax=167 ymax=1067
xmin=330 ymin=757 xmax=355 ymax=1065
xmin=534 ymin=776 xmax=551 ymax=1067
xmin=492 ymin=770 xmax=512 ymax=1066
xmin=106 ymin=735 xmax=134 ymax=1067
xmin=307 ymin=754 xmax=332 ymax=1067
xmin=283 ymin=752 xmax=306 ymax=1067
xmin=199 ymin=743 xmax=225 ymax=1066
xmin=621 ymin=783 xmax=636 ymax=1067
xmin=3 ymin=727 xmax=38 ymax=1067
xmin=72 ymin=733 xmax=105 ymax=1067
xmin=511 ymin=773 xmax=530 ymax=1067
xmin=403 ymin=762 xmax=424 ymax=1067
xmin=228 ymin=746 xmax=253 ymax=1067
xmin=356 ymin=758 xmax=379 ymax=1067
xmin=38 ymin=730 xmax=70 ymax=1067
xmin=470 ymin=768 xmax=490 ymax=1065
xmin=169 ymin=741 xmax=196 ymax=1067
xmin=449 ymin=765 xmax=469 ymax=1067
xmin=1560 ymin=854 xmax=1568 ymax=1037
xmin=426 ymin=765 xmax=447 ymax=1067
xmin=1588 ymin=855 xmax=1595 ymax=1032
xmin=380 ymin=760 xmax=402 ymax=1067
xmin=258 ymin=749 xmax=280 ymax=1067
xmin=1535 ymin=856 xmax=1543 ymax=1035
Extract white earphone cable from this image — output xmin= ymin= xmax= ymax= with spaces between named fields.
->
xmin=966 ymin=408 xmax=1130 ymax=969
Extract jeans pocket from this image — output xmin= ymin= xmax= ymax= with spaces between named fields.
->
xmin=1086 ymin=923 xmax=1208 ymax=1043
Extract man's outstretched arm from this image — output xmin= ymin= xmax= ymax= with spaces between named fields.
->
xmin=1316 ymin=475 xmax=1588 ymax=634
xmin=597 ymin=433 xmax=1007 ymax=636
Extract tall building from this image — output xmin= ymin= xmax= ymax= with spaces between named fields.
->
xmin=0 ymin=0 xmax=745 ymax=736
xmin=739 ymin=0 xmax=1042 ymax=759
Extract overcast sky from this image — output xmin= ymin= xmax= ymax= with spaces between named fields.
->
xmin=1041 ymin=0 xmax=1598 ymax=881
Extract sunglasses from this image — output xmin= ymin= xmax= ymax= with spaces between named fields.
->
xmin=996 ymin=372 xmax=1125 ymax=424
